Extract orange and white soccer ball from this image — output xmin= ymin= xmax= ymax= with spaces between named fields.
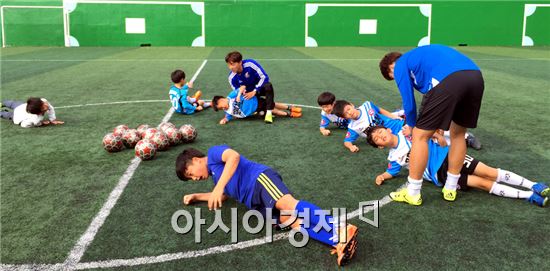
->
xmin=113 ymin=124 xmax=129 ymax=137
xmin=136 ymin=124 xmax=150 ymax=138
xmin=135 ymin=139 xmax=157 ymax=160
xmin=122 ymin=129 xmax=141 ymax=148
xmin=179 ymin=124 xmax=197 ymax=143
xmin=149 ymin=132 xmax=170 ymax=151
xmin=103 ymin=133 xmax=124 ymax=152
xmin=164 ymin=126 xmax=182 ymax=145
xmin=159 ymin=122 xmax=176 ymax=133
xmin=143 ymin=128 xmax=159 ymax=140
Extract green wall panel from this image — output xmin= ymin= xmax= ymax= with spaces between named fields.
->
xmin=2 ymin=7 xmax=64 ymax=46
xmin=68 ymin=2 xmax=202 ymax=46
xmin=308 ymin=5 xmax=429 ymax=46
xmin=524 ymin=5 xmax=550 ymax=46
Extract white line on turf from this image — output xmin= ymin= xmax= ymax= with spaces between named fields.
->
xmin=56 ymin=100 xmax=320 ymax=110
xmin=61 ymin=60 xmax=208 ymax=269
xmin=0 ymin=192 xmax=394 ymax=270
xmin=2 ymin=58 xmax=549 ymax=62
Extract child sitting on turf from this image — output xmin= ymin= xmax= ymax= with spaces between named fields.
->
xmin=211 ymin=89 xmax=301 ymax=125
xmin=177 ymin=145 xmax=359 ymax=266
xmin=169 ymin=69 xmax=211 ymax=115
xmin=365 ymin=125 xmax=549 ymax=207
xmin=0 ymin=97 xmax=64 ymax=128
xmin=317 ymin=92 xmax=349 ymax=136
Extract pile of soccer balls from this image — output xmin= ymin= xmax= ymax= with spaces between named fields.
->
xmin=102 ymin=122 xmax=197 ymax=160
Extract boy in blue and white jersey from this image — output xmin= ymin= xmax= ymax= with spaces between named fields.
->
xmin=332 ymin=100 xmax=404 ymax=153
xmin=365 ymin=125 xmax=549 ymax=207
xmin=317 ymin=92 xmax=348 ymax=136
xmin=212 ymin=90 xmax=301 ymax=125
xmin=176 ymin=145 xmax=359 ymax=266
xmin=169 ymin=69 xmax=210 ymax=115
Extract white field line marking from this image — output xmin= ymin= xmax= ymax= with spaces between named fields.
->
xmin=55 ymin=100 xmax=320 ymax=110
xmin=0 ymin=193 xmax=394 ymax=270
xmin=2 ymin=58 xmax=549 ymax=62
xmin=62 ymin=60 xmax=208 ymax=268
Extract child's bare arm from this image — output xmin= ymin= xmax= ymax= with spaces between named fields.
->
xmin=378 ymin=106 xmax=401 ymax=119
xmin=183 ymin=193 xmax=228 ymax=205
xmin=375 ymin=172 xmax=394 ymax=186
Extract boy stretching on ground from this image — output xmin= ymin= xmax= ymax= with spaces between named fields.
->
xmin=317 ymin=92 xmax=349 ymax=136
xmin=211 ymin=89 xmax=301 ymax=125
xmin=176 ymin=145 xmax=358 ymax=266
xmin=365 ymin=125 xmax=548 ymax=207
xmin=1 ymin=97 xmax=64 ymax=128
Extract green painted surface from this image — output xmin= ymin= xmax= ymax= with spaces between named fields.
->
xmin=2 ymin=7 xmax=64 ymax=46
xmin=525 ymin=5 xmax=550 ymax=46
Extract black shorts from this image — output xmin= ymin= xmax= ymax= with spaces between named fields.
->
xmin=416 ymin=70 xmax=484 ymax=130
xmin=250 ymin=168 xmax=291 ymax=224
xmin=255 ymin=97 xmax=267 ymax=114
xmin=437 ymin=154 xmax=480 ymax=191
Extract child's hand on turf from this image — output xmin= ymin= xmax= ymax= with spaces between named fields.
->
xmin=219 ymin=118 xmax=228 ymax=125
xmin=42 ymin=120 xmax=50 ymax=126
xmin=51 ymin=119 xmax=64 ymax=125
xmin=375 ymin=174 xmax=386 ymax=186
xmin=208 ymin=187 xmax=225 ymax=210
xmin=349 ymin=145 xmax=359 ymax=153
xmin=320 ymin=128 xmax=331 ymax=136
xmin=183 ymin=194 xmax=195 ymax=205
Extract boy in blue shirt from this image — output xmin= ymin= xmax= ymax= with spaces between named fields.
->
xmin=365 ymin=125 xmax=549 ymax=207
xmin=169 ymin=69 xmax=210 ymax=115
xmin=211 ymin=89 xmax=301 ymax=125
xmin=332 ymin=100 xmax=404 ymax=153
xmin=176 ymin=145 xmax=358 ymax=266
xmin=225 ymin=51 xmax=276 ymax=123
xmin=317 ymin=92 xmax=349 ymax=136
xmin=379 ymin=44 xmax=485 ymax=204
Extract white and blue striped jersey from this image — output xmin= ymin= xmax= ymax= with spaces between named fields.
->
xmin=344 ymin=101 xmax=404 ymax=143
xmin=228 ymin=59 xmax=269 ymax=94
xmin=169 ymin=84 xmax=196 ymax=115
xmin=386 ymin=130 xmax=449 ymax=186
xmin=224 ymin=90 xmax=259 ymax=121
xmin=320 ymin=111 xmax=348 ymax=129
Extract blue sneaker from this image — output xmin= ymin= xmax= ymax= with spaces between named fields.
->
xmin=527 ymin=193 xmax=548 ymax=207
xmin=532 ymin=183 xmax=549 ymax=197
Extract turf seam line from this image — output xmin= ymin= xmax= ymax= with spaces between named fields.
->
xmin=2 ymin=58 xmax=549 ymax=62
xmin=61 ymin=59 xmax=208 ymax=269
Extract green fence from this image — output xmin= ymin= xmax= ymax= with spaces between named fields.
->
xmin=1 ymin=0 xmax=549 ymax=47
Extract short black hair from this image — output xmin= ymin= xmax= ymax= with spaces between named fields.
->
xmin=211 ymin=96 xmax=225 ymax=112
xmin=332 ymin=100 xmax=352 ymax=118
xmin=225 ymin=51 xmax=242 ymax=63
xmin=175 ymin=148 xmax=205 ymax=181
xmin=379 ymin=52 xmax=402 ymax=80
xmin=26 ymin=97 xmax=43 ymax=115
xmin=317 ymin=92 xmax=336 ymax=106
xmin=171 ymin=69 xmax=185 ymax=83
xmin=365 ymin=125 xmax=386 ymax=148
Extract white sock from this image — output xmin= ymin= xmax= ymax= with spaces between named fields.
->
xmin=203 ymin=102 xmax=211 ymax=108
xmin=266 ymin=110 xmax=272 ymax=115
xmin=407 ymin=177 xmax=423 ymax=196
xmin=490 ymin=183 xmax=533 ymax=199
xmin=444 ymin=172 xmax=460 ymax=190
xmin=496 ymin=169 xmax=535 ymax=189
xmin=188 ymin=97 xmax=197 ymax=103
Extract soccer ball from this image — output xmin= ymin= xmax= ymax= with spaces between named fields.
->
xmin=149 ymin=132 xmax=170 ymax=151
xmin=122 ymin=129 xmax=141 ymax=148
xmin=135 ymin=139 xmax=157 ymax=160
xmin=113 ymin=124 xmax=129 ymax=137
xmin=164 ymin=126 xmax=182 ymax=145
xmin=143 ymin=128 xmax=159 ymax=140
xmin=159 ymin=122 xmax=176 ymax=133
xmin=102 ymin=133 xmax=124 ymax=152
xmin=179 ymin=124 xmax=197 ymax=143
xmin=136 ymin=124 xmax=150 ymax=138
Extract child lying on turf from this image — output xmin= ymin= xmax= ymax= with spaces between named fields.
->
xmin=0 ymin=97 xmax=64 ymax=128
xmin=169 ymin=69 xmax=211 ymax=115
xmin=317 ymin=92 xmax=349 ymax=136
xmin=211 ymin=89 xmax=301 ymax=125
xmin=176 ymin=145 xmax=358 ymax=266
xmin=365 ymin=125 xmax=549 ymax=207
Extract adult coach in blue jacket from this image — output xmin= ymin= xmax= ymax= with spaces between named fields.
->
xmin=379 ymin=44 xmax=484 ymax=205
xmin=225 ymin=51 xmax=275 ymax=123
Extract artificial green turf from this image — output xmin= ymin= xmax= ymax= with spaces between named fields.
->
xmin=1 ymin=46 xmax=549 ymax=269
